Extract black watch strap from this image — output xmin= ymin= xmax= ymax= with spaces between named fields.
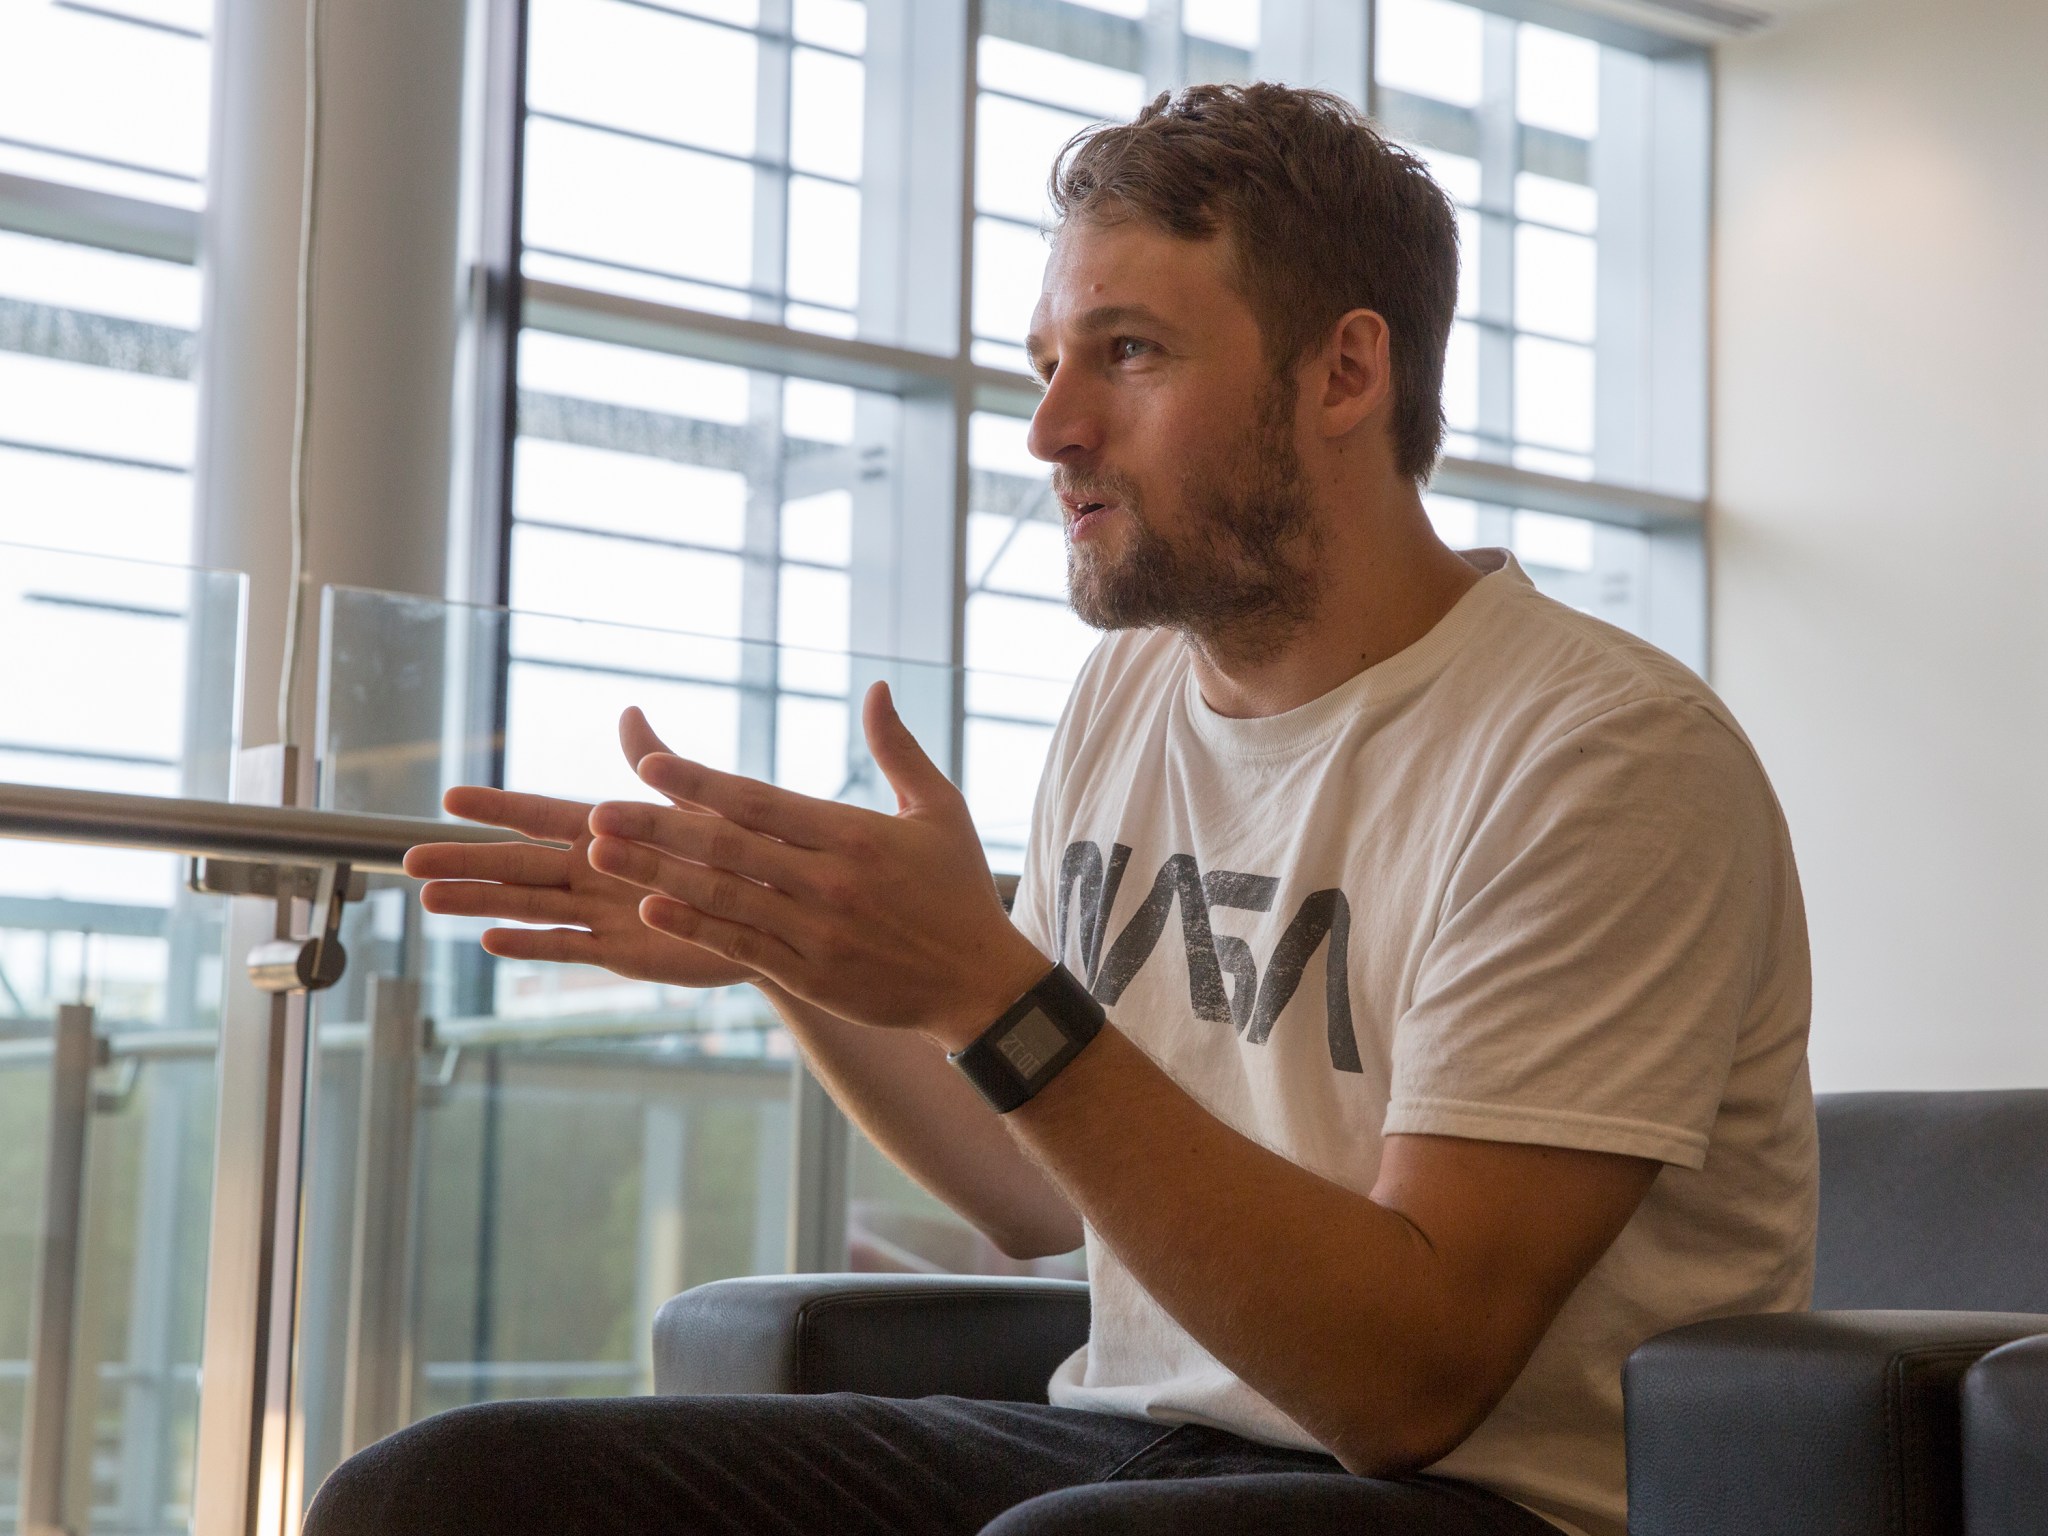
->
xmin=949 ymin=963 xmax=1106 ymax=1113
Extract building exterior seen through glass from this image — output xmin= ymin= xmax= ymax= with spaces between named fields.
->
xmin=1 ymin=6 xmax=222 ymax=1530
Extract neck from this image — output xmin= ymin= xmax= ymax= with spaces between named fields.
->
xmin=1184 ymin=477 xmax=1482 ymax=720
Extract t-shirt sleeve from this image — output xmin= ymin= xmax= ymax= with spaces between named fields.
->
xmin=1383 ymin=697 xmax=1788 ymax=1170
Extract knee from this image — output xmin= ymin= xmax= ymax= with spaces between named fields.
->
xmin=304 ymin=1402 xmax=545 ymax=1536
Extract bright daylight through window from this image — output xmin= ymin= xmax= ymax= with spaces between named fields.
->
xmin=1 ymin=3 xmax=228 ymax=1532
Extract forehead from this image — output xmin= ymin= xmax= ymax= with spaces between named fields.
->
xmin=1032 ymin=218 xmax=1243 ymax=330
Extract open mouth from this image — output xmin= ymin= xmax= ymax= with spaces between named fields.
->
xmin=1067 ymin=500 xmax=1113 ymax=538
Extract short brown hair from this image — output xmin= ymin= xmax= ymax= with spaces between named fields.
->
xmin=1050 ymin=83 xmax=1459 ymax=483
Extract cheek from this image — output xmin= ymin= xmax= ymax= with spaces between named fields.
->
xmin=1110 ymin=393 xmax=1212 ymax=497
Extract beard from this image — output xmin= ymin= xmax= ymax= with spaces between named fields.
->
xmin=1059 ymin=377 xmax=1323 ymax=661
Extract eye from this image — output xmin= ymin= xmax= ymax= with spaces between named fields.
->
xmin=1111 ymin=336 xmax=1153 ymax=363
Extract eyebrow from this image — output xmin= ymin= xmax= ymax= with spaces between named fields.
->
xmin=1025 ymin=303 xmax=1185 ymax=377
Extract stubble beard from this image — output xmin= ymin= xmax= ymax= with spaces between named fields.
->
xmin=1061 ymin=377 xmax=1324 ymax=664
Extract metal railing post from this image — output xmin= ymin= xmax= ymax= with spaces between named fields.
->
xmin=786 ymin=1065 xmax=849 ymax=1273
xmin=191 ymin=747 xmax=316 ymax=1536
xmin=17 ymin=1002 xmax=97 ymax=1536
xmin=339 ymin=975 xmax=424 ymax=1456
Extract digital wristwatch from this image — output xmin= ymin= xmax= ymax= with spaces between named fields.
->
xmin=948 ymin=963 xmax=1106 ymax=1113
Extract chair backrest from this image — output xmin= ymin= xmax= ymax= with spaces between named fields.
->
xmin=1815 ymin=1090 xmax=2048 ymax=1312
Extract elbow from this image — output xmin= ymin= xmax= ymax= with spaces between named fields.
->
xmin=992 ymin=1236 xmax=1059 ymax=1262
xmin=1329 ymin=1423 xmax=1467 ymax=1480
xmin=1323 ymin=1381 xmax=1499 ymax=1479
xmin=978 ymin=1200 xmax=1084 ymax=1262
xmin=988 ymin=1219 xmax=1084 ymax=1263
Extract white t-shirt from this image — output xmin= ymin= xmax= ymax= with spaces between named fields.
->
xmin=1010 ymin=550 xmax=1816 ymax=1536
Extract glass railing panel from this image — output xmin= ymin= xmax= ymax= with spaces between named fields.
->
xmin=300 ymin=584 xmax=1080 ymax=1505
xmin=0 ymin=542 xmax=244 ymax=1536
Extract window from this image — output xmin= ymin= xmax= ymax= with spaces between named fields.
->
xmin=521 ymin=0 xmax=876 ymax=339
xmin=0 ymin=0 xmax=218 ymax=791
xmin=964 ymin=412 xmax=1096 ymax=870
xmin=0 ymin=7 xmax=227 ymax=1531
xmin=0 ymin=0 xmax=211 ymax=559
xmin=1377 ymin=0 xmax=1601 ymax=475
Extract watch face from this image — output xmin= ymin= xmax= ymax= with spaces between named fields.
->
xmin=996 ymin=1006 xmax=1069 ymax=1080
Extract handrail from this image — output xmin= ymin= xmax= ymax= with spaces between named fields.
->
xmin=0 ymin=1012 xmax=794 ymax=1067
xmin=0 ymin=780 xmax=548 ymax=874
xmin=0 ymin=780 xmax=1017 ymax=891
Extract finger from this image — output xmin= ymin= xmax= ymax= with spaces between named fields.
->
xmin=478 ymin=926 xmax=606 ymax=965
xmin=588 ymin=835 xmax=807 ymax=940
xmin=418 ymin=880 xmax=590 ymax=926
xmin=586 ymin=799 xmax=815 ymax=892
xmin=639 ymin=894 xmax=803 ymax=980
xmin=862 ymin=680 xmax=955 ymax=813
xmin=634 ymin=755 xmax=846 ymax=849
xmin=404 ymin=839 xmax=571 ymax=885
xmin=441 ymin=785 xmax=590 ymax=843
xmin=619 ymin=710 xmax=716 ymax=814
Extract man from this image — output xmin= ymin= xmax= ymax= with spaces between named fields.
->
xmin=312 ymin=84 xmax=1814 ymax=1536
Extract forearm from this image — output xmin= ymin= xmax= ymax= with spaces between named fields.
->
xmin=761 ymin=983 xmax=1084 ymax=1259
xmin=1004 ymin=1024 xmax=1499 ymax=1472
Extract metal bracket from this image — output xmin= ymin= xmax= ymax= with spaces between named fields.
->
xmin=92 ymin=1054 xmax=142 ymax=1116
xmin=246 ymin=860 xmax=357 ymax=994
xmin=418 ymin=1038 xmax=462 ymax=1108
xmin=187 ymin=856 xmax=368 ymax=903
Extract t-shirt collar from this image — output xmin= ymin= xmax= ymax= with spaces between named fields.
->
xmin=1181 ymin=548 xmax=1530 ymax=759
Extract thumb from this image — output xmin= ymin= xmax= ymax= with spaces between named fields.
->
xmin=862 ymin=681 xmax=952 ymax=813
xmin=619 ymin=707 xmax=708 ymax=811
xmin=619 ymin=706 xmax=673 ymax=767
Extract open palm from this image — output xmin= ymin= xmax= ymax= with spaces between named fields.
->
xmin=402 ymin=716 xmax=758 ymax=989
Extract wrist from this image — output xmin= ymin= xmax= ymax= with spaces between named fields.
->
xmin=927 ymin=937 xmax=1054 ymax=1053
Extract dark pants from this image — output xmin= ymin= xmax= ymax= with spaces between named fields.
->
xmin=303 ymin=1393 xmax=1559 ymax=1536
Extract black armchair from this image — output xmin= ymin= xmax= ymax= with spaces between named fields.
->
xmin=653 ymin=1272 xmax=1089 ymax=1404
xmin=653 ymin=1092 xmax=2048 ymax=1535
xmin=1625 ymin=1091 xmax=2048 ymax=1535
xmin=1963 ymin=1332 xmax=2048 ymax=1536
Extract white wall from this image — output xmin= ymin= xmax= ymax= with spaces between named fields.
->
xmin=1711 ymin=0 xmax=2048 ymax=1089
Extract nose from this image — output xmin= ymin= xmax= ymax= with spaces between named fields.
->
xmin=1026 ymin=358 xmax=1103 ymax=466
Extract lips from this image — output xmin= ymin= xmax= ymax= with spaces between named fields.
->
xmin=1057 ymin=487 xmax=1118 ymax=539
xmin=1066 ymin=501 xmax=1114 ymax=539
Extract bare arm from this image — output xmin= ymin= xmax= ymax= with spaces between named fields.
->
xmin=1001 ymin=1024 xmax=1656 ymax=1473
xmin=762 ymin=985 xmax=1081 ymax=1258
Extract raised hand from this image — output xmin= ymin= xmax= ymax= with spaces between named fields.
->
xmin=403 ymin=780 xmax=759 ymax=990
xmin=584 ymin=681 xmax=1049 ymax=1048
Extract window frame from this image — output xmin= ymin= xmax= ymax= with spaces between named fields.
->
xmin=479 ymin=0 xmax=1710 ymax=681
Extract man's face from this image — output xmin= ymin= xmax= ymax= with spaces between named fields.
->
xmin=1025 ymin=218 xmax=1324 ymax=653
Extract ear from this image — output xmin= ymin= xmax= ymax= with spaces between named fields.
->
xmin=1314 ymin=307 xmax=1393 ymax=441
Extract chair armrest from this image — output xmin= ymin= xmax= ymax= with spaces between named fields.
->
xmin=1624 ymin=1310 xmax=2048 ymax=1536
xmin=1962 ymin=1332 xmax=2048 ymax=1536
xmin=652 ymin=1273 xmax=1091 ymax=1403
